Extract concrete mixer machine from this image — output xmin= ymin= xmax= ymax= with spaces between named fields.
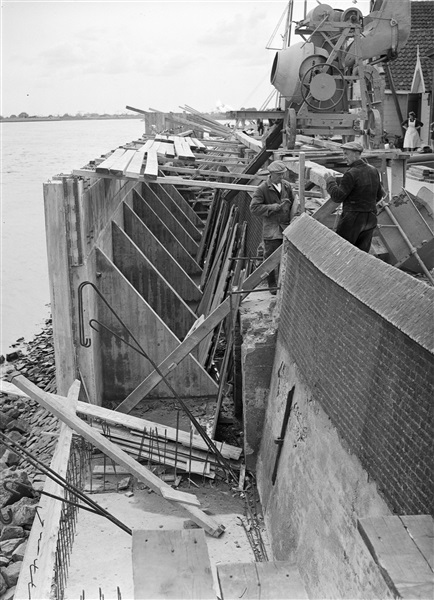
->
xmin=271 ymin=0 xmax=411 ymax=148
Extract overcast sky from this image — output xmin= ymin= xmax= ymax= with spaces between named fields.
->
xmin=2 ymin=0 xmax=371 ymax=117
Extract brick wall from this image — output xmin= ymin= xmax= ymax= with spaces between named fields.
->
xmin=278 ymin=214 xmax=434 ymax=516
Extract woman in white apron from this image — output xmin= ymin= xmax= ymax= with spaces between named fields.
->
xmin=401 ymin=112 xmax=423 ymax=151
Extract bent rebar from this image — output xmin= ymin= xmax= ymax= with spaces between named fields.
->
xmin=77 ymin=281 xmax=238 ymax=483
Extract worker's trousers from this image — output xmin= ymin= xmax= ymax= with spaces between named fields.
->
xmin=263 ymin=238 xmax=282 ymax=292
xmin=336 ymin=211 xmax=377 ymax=253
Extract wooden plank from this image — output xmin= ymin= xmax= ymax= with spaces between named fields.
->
xmin=144 ymin=146 xmax=159 ymax=179
xmin=358 ymin=516 xmax=434 ymax=599
xmin=77 ymin=402 xmax=241 ymax=461
xmin=217 ymin=561 xmax=308 ymax=599
xmin=115 ymin=246 xmax=282 ymax=414
xmin=156 ymin=176 xmax=256 ymax=192
xmin=0 ymin=382 xmax=240 ymax=462
xmin=159 ymin=165 xmax=262 ymax=181
xmin=12 ymin=375 xmax=225 ymax=537
xmin=233 ymin=130 xmax=263 ymax=152
xmin=95 ymin=147 xmax=127 ymax=173
xmin=132 ymin=529 xmax=215 ymax=599
xmin=312 ymin=197 xmax=339 ymax=224
xmin=91 ymin=423 xmax=215 ymax=476
xmin=124 ymin=146 xmax=148 ymax=179
xmin=400 ymin=516 xmax=434 ymax=572
xmin=109 ymin=148 xmax=137 ymax=176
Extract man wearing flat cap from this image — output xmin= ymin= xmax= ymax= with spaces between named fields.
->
xmin=324 ymin=142 xmax=383 ymax=253
xmin=250 ymin=160 xmax=297 ymax=294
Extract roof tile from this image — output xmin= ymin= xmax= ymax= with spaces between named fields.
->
xmin=385 ymin=1 xmax=434 ymax=92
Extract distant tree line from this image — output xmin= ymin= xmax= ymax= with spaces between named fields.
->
xmin=0 ymin=112 xmax=142 ymax=121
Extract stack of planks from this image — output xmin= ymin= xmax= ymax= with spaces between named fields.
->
xmin=407 ymin=165 xmax=434 ymax=182
xmin=92 ymin=135 xmax=209 ymax=181
xmin=79 ymin=404 xmax=242 ymax=479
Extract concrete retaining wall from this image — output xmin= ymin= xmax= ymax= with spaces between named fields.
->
xmin=252 ymin=214 xmax=433 ymax=597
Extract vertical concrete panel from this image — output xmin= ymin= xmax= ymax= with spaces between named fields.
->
xmin=43 ymin=181 xmax=77 ymax=395
xmin=123 ymin=203 xmax=201 ymax=305
xmin=111 ymin=223 xmax=196 ymax=340
xmin=240 ymin=292 xmax=277 ymax=471
xmin=140 ymin=185 xmax=199 ymax=257
xmin=93 ymin=248 xmax=217 ymax=404
xmin=147 ymin=182 xmax=202 ymax=241
xmin=153 ymin=182 xmax=204 ymax=229
xmin=132 ymin=191 xmax=201 ymax=277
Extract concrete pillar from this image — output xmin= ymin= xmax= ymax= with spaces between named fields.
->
xmin=240 ymin=291 xmax=277 ymax=471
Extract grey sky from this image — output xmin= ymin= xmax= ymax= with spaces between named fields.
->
xmin=2 ymin=0 xmax=371 ymax=116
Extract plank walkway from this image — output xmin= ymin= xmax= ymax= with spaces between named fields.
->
xmin=217 ymin=561 xmax=308 ymax=599
xmin=132 ymin=530 xmax=215 ymax=599
xmin=358 ymin=515 xmax=434 ymax=599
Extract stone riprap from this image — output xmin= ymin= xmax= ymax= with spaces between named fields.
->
xmin=0 ymin=318 xmax=58 ymax=599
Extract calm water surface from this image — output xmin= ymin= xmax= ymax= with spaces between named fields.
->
xmin=1 ymin=119 xmax=145 ymax=355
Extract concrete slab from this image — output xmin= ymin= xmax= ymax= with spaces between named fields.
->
xmin=64 ymin=481 xmax=266 ymax=600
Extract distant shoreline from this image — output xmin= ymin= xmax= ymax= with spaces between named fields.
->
xmin=0 ymin=115 xmax=144 ymax=124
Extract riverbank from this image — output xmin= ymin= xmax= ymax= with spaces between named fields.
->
xmin=0 ymin=318 xmax=58 ymax=599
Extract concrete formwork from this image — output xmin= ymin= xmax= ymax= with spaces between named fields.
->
xmin=44 ymin=174 xmax=217 ymax=407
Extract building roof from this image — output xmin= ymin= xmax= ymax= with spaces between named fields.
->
xmin=385 ymin=1 xmax=434 ymax=92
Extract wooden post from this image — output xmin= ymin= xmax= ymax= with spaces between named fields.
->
xmin=389 ymin=155 xmax=407 ymax=196
xmin=298 ymin=151 xmax=305 ymax=212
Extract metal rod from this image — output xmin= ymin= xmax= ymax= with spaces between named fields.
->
xmin=77 ymin=284 xmax=237 ymax=481
xmin=0 ymin=432 xmax=132 ymax=535
xmin=379 ymin=201 xmax=434 ymax=285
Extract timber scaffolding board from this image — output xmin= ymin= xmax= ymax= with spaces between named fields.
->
xmin=74 ymin=131 xmax=259 ymax=193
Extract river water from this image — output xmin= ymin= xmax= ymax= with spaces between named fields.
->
xmin=1 ymin=118 xmax=145 ymax=355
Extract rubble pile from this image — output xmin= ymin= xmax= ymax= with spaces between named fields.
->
xmin=0 ymin=318 xmax=58 ymax=599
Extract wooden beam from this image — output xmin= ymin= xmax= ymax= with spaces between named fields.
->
xmin=156 ymin=176 xmax=256 ymax=192
xmin=233 ymin=130 xmax=263 ymax=152
xmin=0 ymin=381 xmax=241 ymax=461
xmin=126 ymin=104 xmax=148 ymax=116
xmin=124 ymin=143 xmax=150 ymax=178
xmin=226 ymin=110 xmax=286 ymax=120
xmin=109 ymin=148 xmax=136 ymax=176
xmin=144 ymin=146 xmax=158 ymax=179
xmin=115 ymin=247 xmax=282 ymax=414
xmin=96 ymin=148 xmax=127 ymax=174
xmin=12 ymin=375 xmax=225 ymax=537
xmin=159 ymin=165 xmax=263 ymax=181
xmin=72 ymin=169 xmax=254 ymax=190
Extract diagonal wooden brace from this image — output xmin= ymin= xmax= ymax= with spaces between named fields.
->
xmin=115 ymin=247 xmax=282 ymax=414
xmin=12 ymin=375 xmax=225 ymax=537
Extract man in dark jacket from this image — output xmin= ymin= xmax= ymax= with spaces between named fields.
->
xmin=250 ymin=160 xmax=295 ymax=294
xmin=324 ymin=142 xmax=383 ymax=253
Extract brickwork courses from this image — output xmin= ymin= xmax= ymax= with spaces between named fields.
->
xmin=278 ymin=214 xmax=433 ymax=516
